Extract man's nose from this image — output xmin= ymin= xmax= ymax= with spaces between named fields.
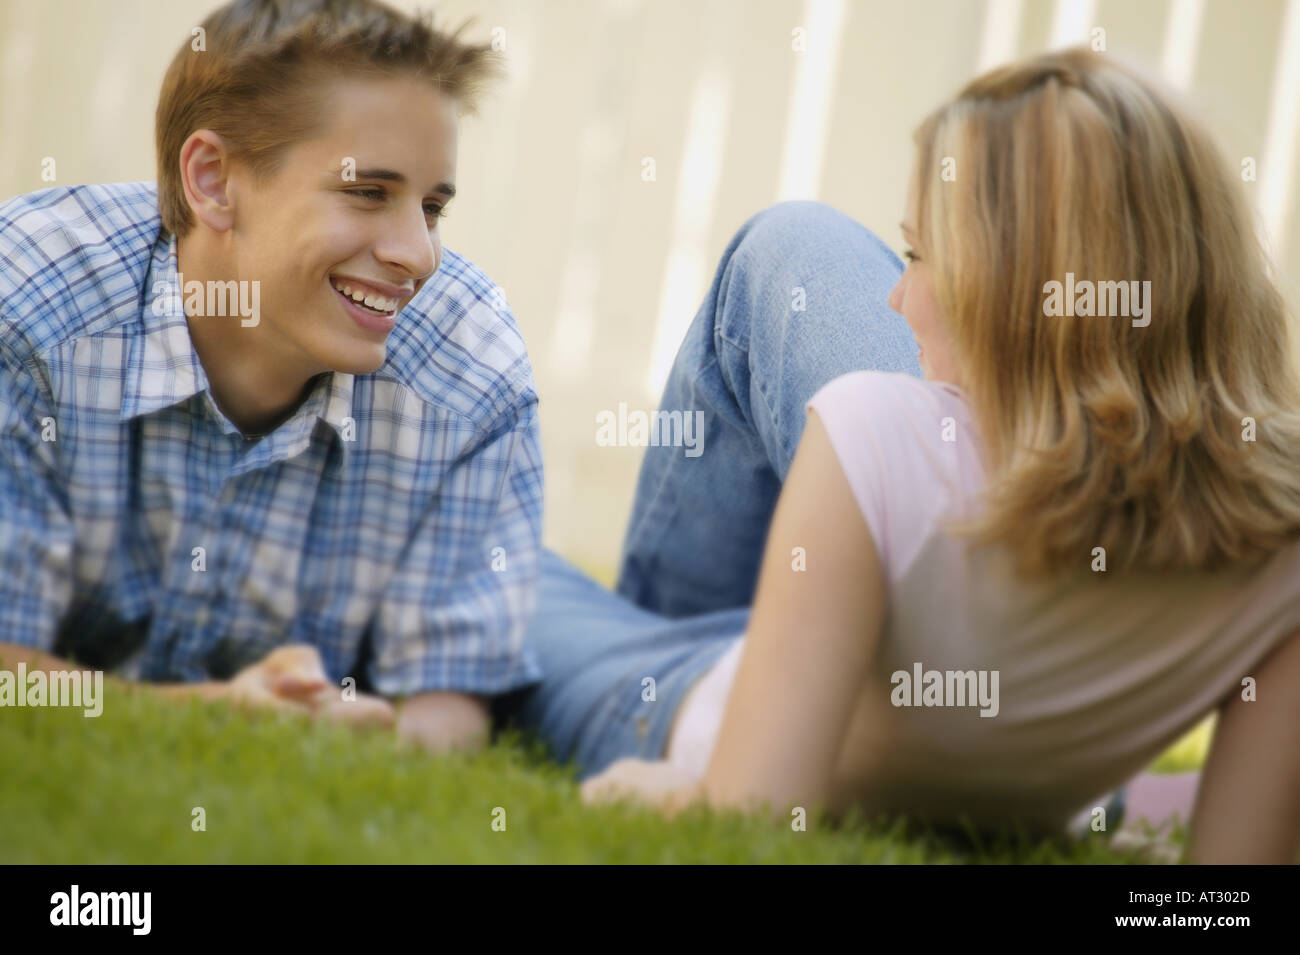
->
xmin=383 ymin=205 xmax=439 ymax=280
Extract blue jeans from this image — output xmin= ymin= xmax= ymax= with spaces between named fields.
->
xmin=491 ymin=201 xmax=920 ymax=779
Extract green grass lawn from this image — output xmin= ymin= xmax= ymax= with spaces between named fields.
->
xmin=0 ymin=682 xmax=1205 ymax=864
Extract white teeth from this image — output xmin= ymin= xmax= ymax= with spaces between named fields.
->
xmin=332 ymin=278 xmax=396 ymax=312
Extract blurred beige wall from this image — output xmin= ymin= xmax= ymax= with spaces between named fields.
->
xmin=3 ymin=0 xmax=1299 ymax=578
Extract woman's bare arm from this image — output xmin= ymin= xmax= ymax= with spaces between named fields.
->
xmin=698 ymin=409 xmax=887 ymax=819
xmin=1186 ymin=626 xmax=1300 ymax=864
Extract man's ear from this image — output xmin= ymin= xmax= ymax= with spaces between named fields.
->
xmin=178 ymin=129 xmax=236 ymax=234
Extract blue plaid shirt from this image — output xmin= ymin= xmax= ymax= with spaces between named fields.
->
xmin=0 ymin=181 xmax=545 ymax=696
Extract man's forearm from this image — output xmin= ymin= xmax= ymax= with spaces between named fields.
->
xmin=0 ymin=643 xmax=482 ymax=733
xmin=0 ymin=641 xmax=226 ymax=702
xmin=395 ymin=691 xmax=491 ymax=754
xmin=0 ymin=641 xmax=76 ymax=673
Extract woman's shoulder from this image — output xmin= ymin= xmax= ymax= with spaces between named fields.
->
xmin=804 ymin=371 xmax=983 ymax=580
xmin=809 ymin=370 xmax=970 ymax=418
xmin=807 ymin=370 xmax=976 ymax=454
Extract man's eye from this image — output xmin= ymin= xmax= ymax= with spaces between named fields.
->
xmin=348 ymin=189 xmax=445 ymax=221
xmin=904 ymin=249 xmax=919 ymax=263
xmin=351 ymin=188 xmax=447 ymax=222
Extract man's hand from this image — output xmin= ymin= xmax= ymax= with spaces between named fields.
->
xmin=251 ymin=644 xmax=396 ymax=728
xmin=226 ymin=644 xmax=329 ymax=713
xmin=157 ymin=644 xmax=395 ymax=729
xmin=315 ymin=688 xmax=397 ymax=729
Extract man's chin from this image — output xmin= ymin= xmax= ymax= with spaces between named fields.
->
xmin=323 ymin=344 xmax=387 ymax=377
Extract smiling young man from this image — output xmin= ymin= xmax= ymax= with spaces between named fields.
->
xmin=0 ymin=0 xmax=544 ymax=750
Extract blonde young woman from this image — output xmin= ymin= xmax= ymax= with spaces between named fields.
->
xmin=493 ymin=47 xmax=1300 ymax=864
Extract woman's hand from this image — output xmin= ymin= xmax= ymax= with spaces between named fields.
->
xmin=580 ymin=758 xmax=704 ymax=817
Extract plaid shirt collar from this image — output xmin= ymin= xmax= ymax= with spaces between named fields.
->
xmin=120 ymin=230 xmax=356 ymax=456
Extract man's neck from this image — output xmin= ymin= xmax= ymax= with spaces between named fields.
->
xmin=177 ymin=233 xmax=325 ymax=436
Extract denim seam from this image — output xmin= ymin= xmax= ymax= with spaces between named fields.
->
xmin=715 ymin=325 xmax=746 ymax=354
xmin=720 ymin=333 xmax=792 ymax=476
xmin=623 ymin=351 xmax=725 ymax=581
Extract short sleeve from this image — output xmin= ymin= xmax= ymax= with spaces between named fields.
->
xmin=806 ymin=371 xmax=977 ymax=582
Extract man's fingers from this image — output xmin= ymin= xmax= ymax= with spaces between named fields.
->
xmin=226 ymin=681 xmax=315 ymax=715
xmin=262 ymin=645 xmax=329 ymax=687
xmin=270 ymin=673 xmax=329 ymax=700
xmin=229 ymin=644 xmax=329 ymax=703
xmin=224 ymin=646 xmax=392 ymax=725
xmin=263 ymin=644 xmax=326 ymax=671
xmin=318 ymin=694 xmax=396 ymax=729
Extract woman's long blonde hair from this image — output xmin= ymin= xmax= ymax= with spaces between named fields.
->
xmin=915 ymin=47 xmax=1300 ymax=576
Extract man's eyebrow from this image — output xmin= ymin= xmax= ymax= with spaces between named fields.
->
xmin=349 ymin=168 xmax=457 ymax=197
